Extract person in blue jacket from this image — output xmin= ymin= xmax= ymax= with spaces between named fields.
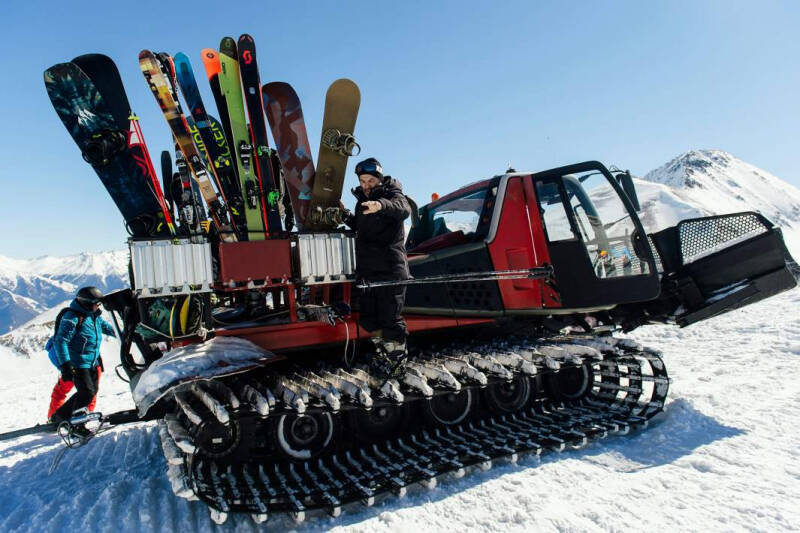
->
xmin=50 ymin=286 xmax=116 ymax=423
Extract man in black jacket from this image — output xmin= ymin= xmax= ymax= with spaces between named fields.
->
xmin=343 ymin=157 xmax=411 ymax=378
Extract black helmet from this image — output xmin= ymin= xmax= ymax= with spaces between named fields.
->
xmin=355 ymin=157 xmax=383 ymax=179
xmin=76 ymin=286 xmax=104 ymax=305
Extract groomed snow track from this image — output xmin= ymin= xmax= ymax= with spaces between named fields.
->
xmin=156 ymin=335 xmax=669 ymax=524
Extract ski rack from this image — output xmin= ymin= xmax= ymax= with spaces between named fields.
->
xmin=130 ymin=238 xmax=214 ymax=297
xmin=295 ymin=232 xmax=356 ymax=285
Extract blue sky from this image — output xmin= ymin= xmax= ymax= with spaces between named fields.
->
xmin=0 ymin=0 xmax=797 ymax=258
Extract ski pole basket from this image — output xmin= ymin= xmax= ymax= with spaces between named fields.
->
xmin=129 ymin=238 xmax=214 ymax=297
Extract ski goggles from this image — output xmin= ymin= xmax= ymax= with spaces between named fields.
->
xmin=77 ymin=296 xmax=103 ymax=305
xmin=355 ymin=160 xmax=382 ymax=177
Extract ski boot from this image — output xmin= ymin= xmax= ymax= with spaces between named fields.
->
xmin=368 ymin=337 xmax=408 ymax=381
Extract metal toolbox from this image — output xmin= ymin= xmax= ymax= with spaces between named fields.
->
xmin=129 ymin=238 xmax=214 ymax=297
xmin=294 ymin=232 xmax=356 ymax=284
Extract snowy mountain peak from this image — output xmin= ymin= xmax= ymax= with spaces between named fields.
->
xmin=642 ymin=149 xmax=800 ymax=231
xmin=0 ymin=250 xmax=129 ymax=333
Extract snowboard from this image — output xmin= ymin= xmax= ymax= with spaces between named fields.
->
xmin=139 ymin=50 xmax=235 ymax=241
xmin=262 ymin=82 xmax=315 ymax=228
xmin=174 ymin=52 xmax=247 ymax=234
xmin=308 ymin=78 xmax=361 ymax=229
xmin=218 ymin=37 xmax=267 ymax=241
xmin=237 ymin=34 xmax=283 ymax=235
xmin=44 ymin=62 xmax=174 ymax=238
xmin=72 ymin=54 xmax=175 ymax=236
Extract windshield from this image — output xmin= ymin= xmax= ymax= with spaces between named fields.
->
xmin=407 ymin=187 xmax=492 ymax=247
xmin=536 ymin=171 xmax=649 ymax=278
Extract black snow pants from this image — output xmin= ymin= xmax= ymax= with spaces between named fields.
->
xmin=53 ymin=367 xmax=100 ymax=421
xmin=358 ymin=285 xmax=408 ymax=342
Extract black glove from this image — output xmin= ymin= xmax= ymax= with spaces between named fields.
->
xmin=98 ymin=356 xmax=105 ymax=372
xmin=60 ymin=362 xmax=74 ymax=382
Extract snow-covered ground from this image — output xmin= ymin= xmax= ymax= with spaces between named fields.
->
xmin=0 ymin=288 xmax=798 ymax=532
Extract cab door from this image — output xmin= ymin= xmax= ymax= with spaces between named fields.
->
xmin=532 ymin=161 xmax=660 ymax=309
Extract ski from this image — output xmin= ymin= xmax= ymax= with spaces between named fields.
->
xmin=262 ymin=82 xmax=315 ymax=228
xmin=44 ymin=62 xmax=173 ymax=238
xmin=174 ymin=52 xmax=247 ymax=236
xmin=237 ymin=34 xmax=282 ymax=235
xmin=139 ymin=50 xmax=236 ymax=241
xmin=71 ymin=54 xmax=176 ymax=236
xmin=308 ymin=78 xmax=361 ymax=229
xmin=201 ymin=49 xmax=236 ymax=168
xmin=218 ymin=37 xmax=267 ymax=241
xmin=160 ymin=150 xmax=175 ymax=218
xmin=176 ymin=147 xmax=210 ymax=238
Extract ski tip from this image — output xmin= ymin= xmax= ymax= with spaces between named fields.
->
xmin=219 ymin=36 xmax=236 ymax=55
xmin=238 ymin=33 xmax=255 ymax=44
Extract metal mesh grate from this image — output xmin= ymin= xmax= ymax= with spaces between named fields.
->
xmin=646 ymin=234 xmax=664 ymax=273
xmin=678 ymin=213 xmax=769 ymax=265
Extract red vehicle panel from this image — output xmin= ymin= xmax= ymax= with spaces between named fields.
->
xmin=487 ymin=176 xmax=561 ymax=310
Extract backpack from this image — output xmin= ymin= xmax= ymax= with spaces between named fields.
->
xmin=46 ymin=308 xmax=86 ymax=369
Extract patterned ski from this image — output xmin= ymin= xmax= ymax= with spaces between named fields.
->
xmin=71 ymin=54 xmax=175 ymax=236
xmin=201 ymin=49 xmax=236 ymax=167
xmin=309 ymin=78 xmax=360 ymax=229
xmin=237 ymin=34 xmax=282 ymax=235
xmin=44 ymin=62 xmax=173 ymax=237
xmin=218 ymin=37 xmax=267 ymax=241
xmin=262 ymin=82 xmax=315 ymax=228
xmin=139 ymin=50 xmax=235 ymax=241
xmin=174 ymin=52 xmax=247 ymax=234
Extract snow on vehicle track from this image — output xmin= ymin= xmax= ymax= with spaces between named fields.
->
xmin=1 ymin=290 xmax=799 ymax=532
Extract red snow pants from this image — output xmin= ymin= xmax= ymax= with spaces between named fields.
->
xmin=47 ymin=366 xmax=102 ymax=420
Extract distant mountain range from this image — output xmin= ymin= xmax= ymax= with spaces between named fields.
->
xmin=1 ymin=149 xmax=798 ymax=353
xmin=0 ymin=250 xmax=128 ymax=333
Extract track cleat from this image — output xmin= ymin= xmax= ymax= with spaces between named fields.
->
xmin=464 ymin=352 xmax=514 ymax=380
xmin=407 ymin=361 xmax=461 ymax=391
xmin=239 ymin=384 xmax=270 ymax=416
xmin=439 ymin=356 xmax=488 ymax=386
xmin=292 ymin=373 xmax=341 ymax=411
xmin=400 ymin=367 xmax=434 ymax=397
xmin=321 ymin=370 xmax=373 ymax=408
xmin=191 ymin=385 xmax=230 ymax=424
xmin=164 ymin=414 xmax=196 ymax=454
xmin=350 ymin=368 xmax=405 ymax=403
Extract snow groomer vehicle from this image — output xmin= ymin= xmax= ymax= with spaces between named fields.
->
xmin=43 ymin=45 xmax=798 ymax=524
xmin=109 ymin=161 xmax=798 ymax=523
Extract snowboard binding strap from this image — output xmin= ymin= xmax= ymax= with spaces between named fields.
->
xmin=321 ymin=129 xmax=361 ymax=157
xmin=82 ymin=129 xmax=127 ymax=167
xmin=308 ymin=206 xmax=346 ymax=228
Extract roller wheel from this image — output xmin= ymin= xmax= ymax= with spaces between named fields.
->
xmin=546 ymin=362 xmax=593 ymax=400
xmin=424 ymin=389 xmax=474 ymax=426
xmin=194 ymin=418 xmax=241 ymax=458
xmin=347 ymin=403 xmax=410 ymax=443
xmin=275 ymin=412 xmax=335 ymax=460
xmin=484 ymin=375 xmax=531 ymax=414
